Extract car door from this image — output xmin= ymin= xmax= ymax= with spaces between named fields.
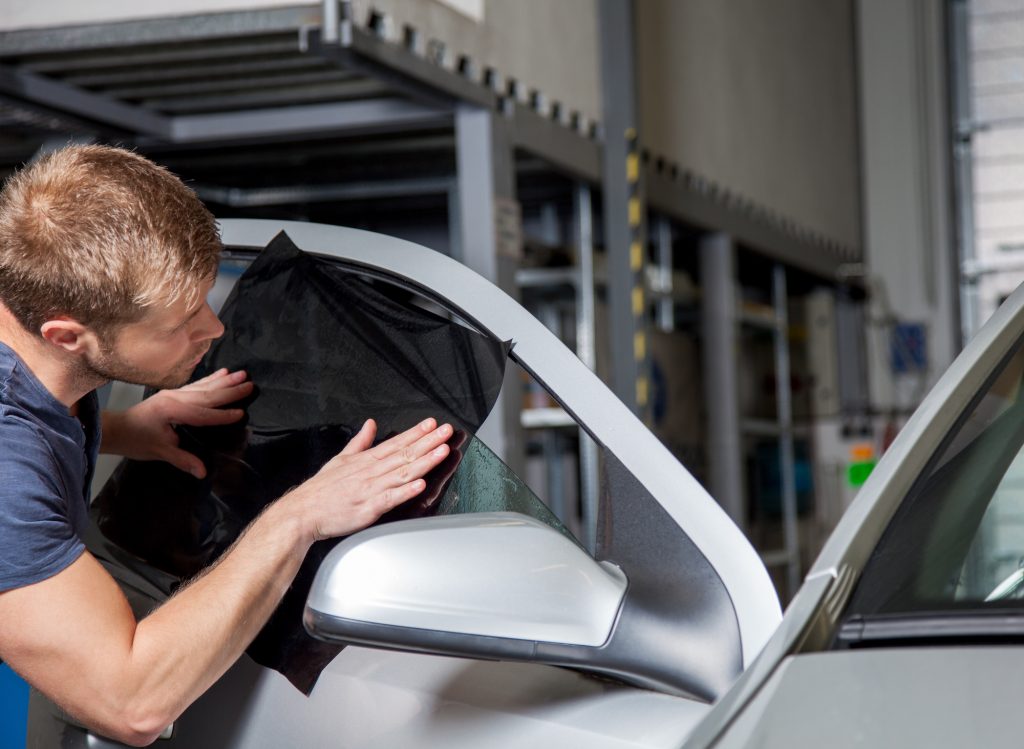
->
xmin=28 ymin=219 xmax=780 ymax=749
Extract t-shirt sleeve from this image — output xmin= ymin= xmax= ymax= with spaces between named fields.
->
xmin=0 ymin=421 xmax=84 ymax=592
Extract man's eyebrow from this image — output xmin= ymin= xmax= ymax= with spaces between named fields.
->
xmin=167 ymin=304 xmax=205 ymax=332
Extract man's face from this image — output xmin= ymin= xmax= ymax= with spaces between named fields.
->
xmin=84 ymin=278 xmax=225 ymax=390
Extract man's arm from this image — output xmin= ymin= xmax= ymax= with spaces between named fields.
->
xmin=0 ymin=417 xmax=452 ymax=747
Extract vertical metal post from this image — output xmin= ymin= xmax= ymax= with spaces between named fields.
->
xmin=321 ymin=0 xmax=339 ymax=43
xmin=950 ymin=0 xmax=978 ymax=342
xmin=655 ymin=215 xmax=674 ymax=332
xmin=454 ymin=103 xmax=523 ymax=475
xmin=700 ymin=233 xmax=744 ymax=527
xmin=772 ymin=265 xmax=800 ymax=597
xmin=836 ymin=286 xmax=870 ymax=416
xmin=575 ymin=185 xmax=597 ymax=373
xmin=574 ymin=183 xmax=600 ymax=553
xmin=445 ymin=184 xmax=462 ymax=263
xmin=538 ymin=304 xmax=566 ymax=523
xmin=599 ymin=0 xmax=648 ymax=417
xmin=321 ymin=0 xmax=352 ymax=45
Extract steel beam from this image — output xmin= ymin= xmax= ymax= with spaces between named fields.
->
xmin=454 ymin=104 xmax=523 ymax=474
xmin=24 ymin=39 xmax=301 ymax=76
xmin=147 ymin=78 xmax=390 ymax=115
xmin=700 ymin=233 xmax=745 ymax=528
xmin=509 ymin=101 xmax=602 ymax=184
xmin=306 ymin=26 xmax=493 ymax=111
xmin=574 ymin=183 xmax=601 ymax=553
xmin=103 ymin=69 xmax=349 ymax=101
xmin=950 ymin=0 xmax=978 ymax=342
xmin=195 ymin=176 xmax=453 ymax=208
xmin=0 ymin=64 xmax=171 ymax=138
xmin=599 ymin=0 xmax=647 ymax=415
xmin=646 ymin=168 xmax=855 ymax=282
xmin=654 ymin=215 xmax=674 ymax=332
xmin=836 ymin=286 xmax=871 ymax=416
xmin=169 ymin=98 xmax=449 ymax=143
xmin=772 ymin=265 xmax=800 ymax=597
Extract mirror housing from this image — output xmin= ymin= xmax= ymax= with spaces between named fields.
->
xmin=304 ymin=512 xmax=627 ymax=652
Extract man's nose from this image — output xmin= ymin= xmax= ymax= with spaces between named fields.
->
xmin=193 ymin=303 xmax=225 ymax=341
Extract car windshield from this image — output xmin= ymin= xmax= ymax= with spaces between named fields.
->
xmin=845 ymin=336 xmax=1024 ymax=621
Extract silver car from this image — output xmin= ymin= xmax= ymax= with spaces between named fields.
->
xmin=684 ymin=270 xmax=1024 ymax=747
xmin=28 ymin=220 xmax=781 ymax=748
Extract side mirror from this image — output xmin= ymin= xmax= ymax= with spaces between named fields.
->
xmin=304 ymin=512 xmax=627 ymax=655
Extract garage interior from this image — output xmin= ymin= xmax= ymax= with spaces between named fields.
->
xmin=0 ymin=0 xmax=1009 ymax=742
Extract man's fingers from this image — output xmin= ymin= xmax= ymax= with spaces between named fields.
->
xmin=340 ymin=419 xmax=376 ymax=456
xmin=159 ymin=445 xmax=207 ymax=479
xmin=381 ymin=442 xmax=450 ymax=488
xmin=170 ymin=381 xmax=254 ymax=409
xmin=182 ymin=369 xmax=247 ymax=392
xmin=375 ymin=423 xmax=453 ymax=476
xmin=368 ymin=418 xmax=441 ymax=459
xmin=170 ymin=404 xmax=245 ymax=427
xmin=381 ymin=479 xmax=428 ymax=512
xmin=184 ymin=367 xmax=227 ymax=386
xmin=182 ymin=368 xmax=232 ymax=389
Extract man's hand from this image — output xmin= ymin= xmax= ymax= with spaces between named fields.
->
xmin=100 ymin=368 xmax=254 ymax=479
xmin=286 ymin=417 xmax=454 ymax=543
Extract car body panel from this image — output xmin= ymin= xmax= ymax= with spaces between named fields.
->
xmin=712 ymin=648 xmax=1024 ymax=748
xmin=30 ymin=643 xmax=713 ymax=749
xmin=684 ymin=269 xmax=1024 ymax=746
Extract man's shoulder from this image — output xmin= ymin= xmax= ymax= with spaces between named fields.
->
xmin=0 ymin=405 xmax=64 ymax=493
xmin=0 ymin=403 xmax=58 ymax=454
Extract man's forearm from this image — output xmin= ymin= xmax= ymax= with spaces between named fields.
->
xmin=114 ymin=498 xmax=312 ymax=741
xmin=4 ymin=496 xmax=315 ymax=747
xmin=0 ymin=417 xmax=450 ymax=747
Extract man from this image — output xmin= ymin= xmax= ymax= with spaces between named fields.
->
xmin=0 ymin=145 xmax=452 ymax=746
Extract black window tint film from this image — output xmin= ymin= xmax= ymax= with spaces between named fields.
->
xmin=91 ymin=231 xmax=508 ymax=693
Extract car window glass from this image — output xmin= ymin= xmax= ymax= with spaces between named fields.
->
xmin=847 ymin=341 xmax=1024 ymax=614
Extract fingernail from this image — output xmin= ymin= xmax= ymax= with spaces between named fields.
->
xmin=191 ymin=466 xmax=204 ymax=479
xmin=434 ymin=445 xmax=448 ymax=457
xmin=438 ymin=424 xmax=452 ymax=436
xmin=420 ymin=418 xmax=434 ymax=431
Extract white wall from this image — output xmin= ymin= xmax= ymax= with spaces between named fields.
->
xmin=968 ymin=1 xmax=1024 ymax=326
xmin=635 ymin=0 xmax=862 ymax=249
xmin=0 ymin=0 xmax=311 ymax=29
xmin=857 ymin=0 xmax=959 ymax=413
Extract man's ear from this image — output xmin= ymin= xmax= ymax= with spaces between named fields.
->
xmin=39 ymin=318 xmax=98 ymax=355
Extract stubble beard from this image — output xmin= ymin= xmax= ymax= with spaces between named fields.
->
xmin=79 ymin=342 xmax=202 ymax=391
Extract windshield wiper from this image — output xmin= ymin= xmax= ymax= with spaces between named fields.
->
xmin=838 ymin=611 xmax=1024 ymax=646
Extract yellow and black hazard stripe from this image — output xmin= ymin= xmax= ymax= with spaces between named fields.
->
xmin=624 ymin=128 xmax=648 ymax=410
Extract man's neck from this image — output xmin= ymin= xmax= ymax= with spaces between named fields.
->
xmin=0 ymin=305 xmax=101 ymax=410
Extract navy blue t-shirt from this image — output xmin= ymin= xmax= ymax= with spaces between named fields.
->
xmin=0 ymin=341 xmax=100 ymax=592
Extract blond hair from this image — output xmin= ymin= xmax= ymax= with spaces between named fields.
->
xmin=0 ymin=144 xmax=221 ymax=334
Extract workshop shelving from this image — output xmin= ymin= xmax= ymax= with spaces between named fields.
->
xmin=0 ymin=0 xmax=866 ymax=600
